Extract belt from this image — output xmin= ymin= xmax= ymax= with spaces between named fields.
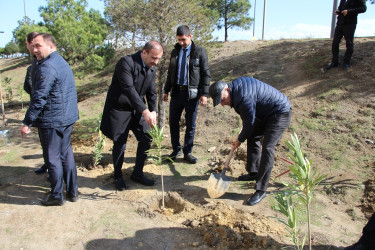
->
xmin=177 ymin=85 xmax=188 ymax=90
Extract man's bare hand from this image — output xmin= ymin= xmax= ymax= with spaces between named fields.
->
xmin=342 ymin=10 xmax=348 ymax=16
xmin=20 ymin=125 xmax=31 ymax=138
xmin=232 ymin=138 xmax=241 ymax=150
xmin=200 ymin=96 xmax=207 ymax=106
xmin=142 ymin=109 xmax=156 ymax=127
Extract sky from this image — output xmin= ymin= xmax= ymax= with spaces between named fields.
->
xmin=0 ymin=0 xmax=374 ymax=47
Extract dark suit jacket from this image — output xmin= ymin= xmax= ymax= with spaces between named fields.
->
xmin=23 ymin=56 xmax=37 ymax=96
xmin=100 ymin=51 xmax=157 ymax=141
xmin=164 ymin=41 xmax=211 ymax=98
xmin=337 ymin=0 xmax=367 ymax=25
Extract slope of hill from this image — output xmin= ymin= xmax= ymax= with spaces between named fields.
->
xmin=0 ymin=37 xmax=374 ymax=249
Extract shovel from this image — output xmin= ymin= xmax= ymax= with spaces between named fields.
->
xmin=207 ymin=147 xmax=235 ymax=198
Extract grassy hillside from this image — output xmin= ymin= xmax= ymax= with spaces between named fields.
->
xmin=0 ymin=37 xmax=374 ymax=248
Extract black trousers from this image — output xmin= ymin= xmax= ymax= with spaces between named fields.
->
xmin=331 ymin=24 xmax=357 ymax=64
xmin=38 ymin=124 xmax=78 ymax=200
xmin=112 ymin=117 xmax=151 ymax=180
xmin=169 ymin=88 xmax=199 ymax=155
xmin=359 ymin=212 xmax=375 ymax=247
xmin=246 ymin=109 xmax=292 ymax=191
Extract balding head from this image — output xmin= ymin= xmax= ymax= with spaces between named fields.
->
xmin=141 ymin=41 xmax=163 ymax=68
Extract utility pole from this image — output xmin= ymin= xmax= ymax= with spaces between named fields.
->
xmin=253 ymin=0 xmax=256 ymax=40
xmin=330 ymin=0 xmax=339 ymax=39
xmin=24 ymin=0 xmax=27 ymax=20
xmin=262 ymin=0 xmax=267 ymax=40
xmin=0 ymin=31 xmax=7 ymax=127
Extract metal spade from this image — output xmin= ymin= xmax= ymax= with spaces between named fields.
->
xmin=207 ymin=147 xmax=235 ymax=198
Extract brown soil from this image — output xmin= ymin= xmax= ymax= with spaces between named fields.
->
xmin=1 ymin=37 xmax=375 ymax=249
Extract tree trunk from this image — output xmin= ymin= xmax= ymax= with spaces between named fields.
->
xmin=157 ymin=83 xmax=166 ymax=128
xmin=225 ymin=25 xmax=228 ymax=42
xmin=131 ymin=31 xmax=136 ymax=49
xmin=156 ymin=59 xmax=167 ymax=129
xmin=224 ymin=3 xmax=228 ymax=42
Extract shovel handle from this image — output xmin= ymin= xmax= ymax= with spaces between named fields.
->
xmin=274 ymin=158 xmax=294 ymax=179
xmin=222 ymin=147 xmax=235 ymax=175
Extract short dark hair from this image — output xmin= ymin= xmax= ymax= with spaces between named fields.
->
xmin=26 ymin=32 xmax=38 ymax=43
xmin=176 ymin=25 xmax=190 ymax=37
xmin=143 ymin=41 xmax=163 ymax=53
xmin=34 ymin=33 xmax=57 ymax=47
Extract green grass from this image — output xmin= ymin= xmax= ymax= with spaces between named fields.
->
xmin=75 ymin=117 xmax=100 ymax=134
xmin=302 ymin=54 xmax=326 ymax=78
xmin=297 ymin=117 xmax=334 ymax=132
xmin=89 ymin=211 xmax=130 ymax=233
xmin=319 ymin=88 xmax=341 ymax=100
xmin=271 ymin=193 xmax=326 ymax=227
xmin=232 ymin=127 xmax=241 ymax=135
xmin=0 ymin=150 xmax=19 ymax=164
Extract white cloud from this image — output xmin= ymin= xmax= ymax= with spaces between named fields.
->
xmin=356 ymin=18 xmax=375 ymax=37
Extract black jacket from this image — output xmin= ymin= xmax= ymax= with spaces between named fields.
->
xmin=164 ymin=41 xmax=211 ymax=98
xmin=337 ymin=0 xmax=367 ymax=25
xmin=100 ymin=51 xmax=157 ymax=141
xmin=23 ymin=56 xmax=37 ymax=96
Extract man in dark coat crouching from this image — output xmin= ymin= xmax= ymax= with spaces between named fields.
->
xmin=100 ymin=41 xmax=163 ymax=191
xmin=209 ymin=77 xmax=292 ymax=206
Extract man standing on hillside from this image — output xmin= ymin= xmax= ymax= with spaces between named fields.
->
xmin=100 ymin=41 xmax=163 ymax=191
xmin=20 ymin=33 xmax=79 ymax=206
xmin=327 ymin=0 xmax=366 ymax=70
xmin=209 ymin=77 xmax=292 ymax=206
xmin=163 ymin=25 xmax=211 ymax=164
xmin=23 ymin=32 xmax=49 ymax=176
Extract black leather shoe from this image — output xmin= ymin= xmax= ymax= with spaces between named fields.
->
xmin=167 ymin=150 xmax=182 ymax=162
xmin=326 ymin=62 xmax=338 ymax=70
xmin=343 ymin=63 xmax=351 ymax=70
xmin=34 ymin=165 xmax=48 ymax=175
xmin=41 ymin=195 xmax=65 ymax=206
xmin=184 ymin=153 xmax=198 ymax=164
xmin=131 ymin=173 xmax=154 ymax=186
xmin=115 ymin=177 xmax=127 ymax=191
xmin=66 ymin=193 xmax=79 ymax=202
xmin=247 ymin=191 xmax=266 ymax=206
xmin=344 ymin=242 xmax=370 ymax=250
xmin=238 ymin=173 xmax=257 ymax=181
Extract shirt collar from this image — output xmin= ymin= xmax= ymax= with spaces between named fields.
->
xmin=139 ymin=51 xmax=147 ymax=69
xmin=184 ymin=43 xmax=192 ymax=53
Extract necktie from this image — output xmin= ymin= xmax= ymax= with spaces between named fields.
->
xmin=179 ymin=48 xmax=187 ymax=85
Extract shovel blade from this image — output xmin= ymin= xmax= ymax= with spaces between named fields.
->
xmin=207 ymin=172 xmax=231 ymax=198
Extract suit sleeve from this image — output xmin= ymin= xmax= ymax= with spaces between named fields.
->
xmin=23 ymin=65 xmax=32 ymax=95
xmin=164 ymin=55 xmax=174 ymax=94
xmin=199 ymin=47 xmax=211 ymax=96
xmin=117 ymin=57 xmax=147 ymax=114
xmin=145 ymin=73 xmax=157 ymax=112
xmin=23 ymin=64 xmax=56 ymax=126
xmin=347 ymin=0 xmax=367 ymax=15
xmin=236 ymin=98 xmax=256 ymax=143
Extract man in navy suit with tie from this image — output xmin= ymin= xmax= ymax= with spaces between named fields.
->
xmin=163 ymin=25 xmax=211 ymax=164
